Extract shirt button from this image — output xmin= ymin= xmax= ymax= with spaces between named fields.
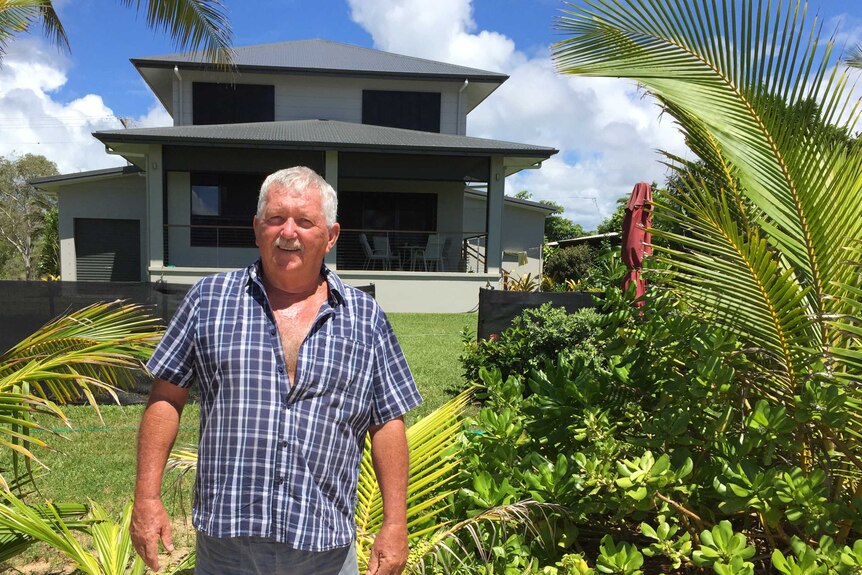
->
xmin=269 ymin=328 xmax=276 ymax=336
xmin=277 ymin=365 xmax=284 ymax=374
xmin=278 ymin=440 xmax=287 ymax=448
xmin=275 ymin=477 xmax=285 ymax=485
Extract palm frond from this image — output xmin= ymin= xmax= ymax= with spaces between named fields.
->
xmin=408 ymin=500 xmax=566 ymax=574
xmin=0 ymin=491 xmax=100 ymax=574
xmin=0 ymin=0 xmax=41 ymax=56
xmin=554 ymin=0 xmax=862 ymax=338
xmin=0 ymin=301 xmax=161 ymax=490
xmin=0 ymin=501 xmax=86 ymax=562
xmin=119 ymin=0 xmax=233 ymax=66
xmin=355 ymin=387 xmax=475 ymax=566
xmin=845 ymin=45 xmax=862 ymax=69
xmin=651 ymin=179 xmax=818 ymax=392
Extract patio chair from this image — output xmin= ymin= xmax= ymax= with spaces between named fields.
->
xmin=372 ymin=236 xmax=400 ymax=270
xmin=360 ymin=233 xmax=398 ymax=270
xmin=421 ymin=234 xmax=445 ymax=271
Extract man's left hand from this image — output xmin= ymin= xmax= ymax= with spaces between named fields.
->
xmin=366 ymin=521 xmax=408 ymax=575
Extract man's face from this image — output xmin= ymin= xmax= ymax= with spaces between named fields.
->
xmin=253 ymin=184 xmax=339 ymax=283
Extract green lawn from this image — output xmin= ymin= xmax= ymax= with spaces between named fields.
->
xmin=13 ymin=312 xmax=476 ymax=517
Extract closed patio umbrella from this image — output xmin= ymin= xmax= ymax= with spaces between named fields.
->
xmin=620 ymin=181 xmax=652 ymax=305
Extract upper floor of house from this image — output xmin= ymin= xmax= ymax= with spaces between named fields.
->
xmin=132 ymin=39 xmax=508 ymax=135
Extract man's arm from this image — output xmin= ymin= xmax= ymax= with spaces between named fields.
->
xmin=366 ymin=416 xmax=410 ymax=575
xmin=131 ymin=378 xmax=189 ymax=572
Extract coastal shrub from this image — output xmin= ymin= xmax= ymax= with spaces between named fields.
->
xmin=460 ymin=303 xmax=603 ymax=384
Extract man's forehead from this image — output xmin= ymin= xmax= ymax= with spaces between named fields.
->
xmin=266 ymin=185 xmax=322 ymax=206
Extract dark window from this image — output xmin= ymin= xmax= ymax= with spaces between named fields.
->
xmin=339 ymin=191 xmax=436 ymax=232
xmin=74 ymin=218 xmax=141 ymax=281
xmin=190 ymin=172 xmax=263 ymax=247
xmin=192 ymin=82 xmax=275 ymax=125
xmin=362 ymin=90 xmax=441 ymax=132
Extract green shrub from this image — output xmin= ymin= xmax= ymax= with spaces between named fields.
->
xmin=461 ymin=303 xmax=603 ymax=384
xmin=544 ymin=244 xmax=594 ymax=284
xmin=438 ymin=281 xmax=862 ymax=574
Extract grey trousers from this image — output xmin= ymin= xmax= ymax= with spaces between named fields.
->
xmin=195 ymin=532 xmax=359 ymax=575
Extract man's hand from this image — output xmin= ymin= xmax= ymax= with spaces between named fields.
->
xmin=366 ymin=521 xmax=408 ymax=575
xmin=131 ymin=497 xmax=174 ymax=572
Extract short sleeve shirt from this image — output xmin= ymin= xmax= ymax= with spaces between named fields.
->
xmin=146 ymin=263 xmax=422 ymax=550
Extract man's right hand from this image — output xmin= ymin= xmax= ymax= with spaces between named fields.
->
xmin=131 ymin=497 xmax=174 ymax=572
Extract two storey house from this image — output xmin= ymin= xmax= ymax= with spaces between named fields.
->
xmin=35 ymin=39 xmax=558 ymax=312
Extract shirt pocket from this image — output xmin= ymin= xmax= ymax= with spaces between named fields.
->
xmin=303 ymin=334 xmax=374 ymax=401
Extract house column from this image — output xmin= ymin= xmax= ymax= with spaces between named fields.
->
xmin=146 ymin=145 xmax=164 ymax=276
xmin=324 ymin=150 xmax=338 ymax=270
xmin=485 ymin=156 xmax=505 ymax=275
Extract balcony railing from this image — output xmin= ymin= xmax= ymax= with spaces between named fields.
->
xmin=338 ymin=229 xmax=486 ymax=272
xmin=163 ymin=224 xmax=488 ymax=273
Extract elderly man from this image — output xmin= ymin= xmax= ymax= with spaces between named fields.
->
xmin=131 ymin=166 xmax=422 ymax=575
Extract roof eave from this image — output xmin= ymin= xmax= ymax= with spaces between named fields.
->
xmin=131 ymin=58 xmax=508 ymax=83
xmin=95 ymin=132 xmax=556 ymax=159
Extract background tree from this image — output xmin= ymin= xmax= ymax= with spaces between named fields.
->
xmin=513 ymin=190 xmax=585 ymax=242
xmin=594 ymin=197 xmax=626 ymax=235
xmin=38 ymin=206 xmax=59 ymax=279
xmin=0 ymin=0 xmax=232 ymax=65
xmin=0 ymin=153 xmax=57 ymax=279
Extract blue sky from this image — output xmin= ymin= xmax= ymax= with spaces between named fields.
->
xmin=1 ymin=0 xmax=860 ymax=229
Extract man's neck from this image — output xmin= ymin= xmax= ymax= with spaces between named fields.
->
xmin=262 ymin=271 xmax=326 ymax=306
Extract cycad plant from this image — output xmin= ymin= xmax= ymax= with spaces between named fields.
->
xmin=554 ymin=0 xmax=861 ymax=487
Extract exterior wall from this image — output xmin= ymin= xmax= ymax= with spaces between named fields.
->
xmin=149 ymin=266 xmax=495 ymax=313
xmin=171 ymin=71 xmax=464 ymax=134
xmin=57 ymin=174 xmax=148 ymax=281
xmin=463 ymin=194 xmax=547 ymax=277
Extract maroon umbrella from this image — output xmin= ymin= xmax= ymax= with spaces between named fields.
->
xmin=620 ymin=182 xmax=652 ymax=305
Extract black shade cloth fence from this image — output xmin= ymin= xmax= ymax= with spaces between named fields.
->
xmin=477 ymin=288 xmax=596 ymax=341
xmin=0 ymin=280 xmax=375 ymax=354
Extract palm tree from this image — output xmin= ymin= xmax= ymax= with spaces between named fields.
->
xmin=0 ymin=0 xmax=232 ymax=64
xmin=553 ymin=0 xmax=862 ymax=483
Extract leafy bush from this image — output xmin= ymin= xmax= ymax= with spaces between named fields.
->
xmin=438 ymin=283 xmax=862 ymax=574
xmin=544 ymin=244 xmax=594 ymax=284
xmin=461 ymin=303 xmax=604 ymax=384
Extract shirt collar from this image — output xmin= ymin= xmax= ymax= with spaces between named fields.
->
xmin=247 ymin=260 xmax=346 ymax=308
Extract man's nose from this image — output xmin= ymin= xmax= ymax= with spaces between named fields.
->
xmin=279 ymin=218 xmax=297 ymax=236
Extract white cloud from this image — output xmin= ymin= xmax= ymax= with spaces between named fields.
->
xmin=0 ymin=38 xmax=170 ymax=174
xmin=347 ymin=0 xmax=687 ymax=230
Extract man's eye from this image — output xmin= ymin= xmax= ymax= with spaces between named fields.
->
xmin=298 ymin=219 xmax=314 ymax=228
xmin=267 ymin=217 xmax=285 ymax=225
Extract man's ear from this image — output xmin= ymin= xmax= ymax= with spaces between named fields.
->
xmin=253 ymin=215 xmax=261 ymax=247
xmin=326 ymin=223 xmax=340 ymax=252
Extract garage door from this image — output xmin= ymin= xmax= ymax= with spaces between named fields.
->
xmin=74 ymin=218 xmax=141 ymax=282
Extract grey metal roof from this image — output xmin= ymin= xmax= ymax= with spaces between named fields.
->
xmin=30 ymin=165 xmax=142 ymax=186
xmin=94 ymin=120 xmax=558 ymax=157
xmin=465 ymin=188 xmax=557 ymax=212
xmin=132 ymin=39 xmax=508 ymax=82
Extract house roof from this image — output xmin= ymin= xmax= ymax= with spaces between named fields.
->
xmin=133 ymin=39 xmax=507 ymax=118
xmin=30 ymin=165 xmax=143 ymax=189
xmin=132 ymin=39 xmax=508 ymax=81
xmin=94 ymin=120 xmax=558 ymax=159
xmin=547 ymin=232 xmax=621 ymax=248
xmin=465 ymin=188 xmax=557 ymax=213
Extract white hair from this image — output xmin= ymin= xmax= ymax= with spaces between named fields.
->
xmin=257 ymin=166 xmax=338 ymax=226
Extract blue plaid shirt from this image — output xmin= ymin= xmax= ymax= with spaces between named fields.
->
xmin=146 ymin=262 xmax=422 ymax=550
